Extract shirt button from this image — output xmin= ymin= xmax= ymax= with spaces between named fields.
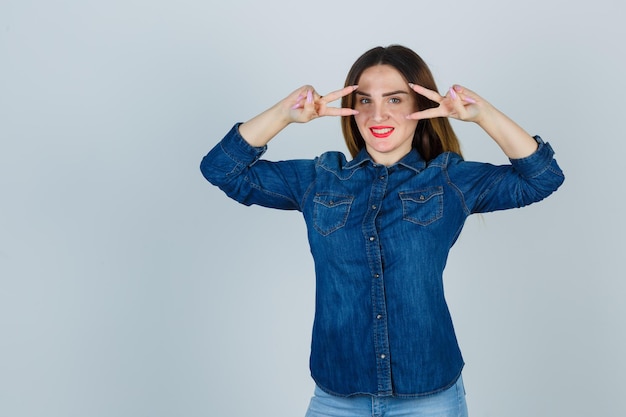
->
xmin=376 ymin=314 xmax=383 ymax=320
xmin=371 ymin=205 xmax=377 ymax=210
xmin=374 ymin=274 xmax=380 ymax=278
xmin=369 ymin=236 xmax=375 ymax=241
xmin=380 ymin=354 xmax=386 ymax=359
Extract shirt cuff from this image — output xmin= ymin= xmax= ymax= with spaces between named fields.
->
xmin=220 ymin=122 xmax=267 ymax=166
xmin=509 ymin=135 xmax=556 ymax=178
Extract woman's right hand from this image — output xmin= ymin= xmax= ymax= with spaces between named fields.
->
xmin=285 ymin=84 xmax=359 ymax=124
xmin=239 ymin=85 xmax=358 ymax=147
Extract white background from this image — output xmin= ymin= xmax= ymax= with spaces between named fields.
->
xmin=1 ymin=0 xmax=624 ymax=416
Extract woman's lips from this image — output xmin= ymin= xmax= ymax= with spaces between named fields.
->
xmin=370 ymin=126 xmax=394 ymax=138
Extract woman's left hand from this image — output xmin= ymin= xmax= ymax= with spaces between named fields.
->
xmin=408 ymin=83 xmax=540 ymax=159
xmin=406 ymin=84 xmax=486 ymax=123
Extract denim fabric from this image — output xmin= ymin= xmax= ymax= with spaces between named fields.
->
xmin=305 ymin=375 xmax=467 ymax=417
xmin=200 ymin=123 xmax=564 ymax=397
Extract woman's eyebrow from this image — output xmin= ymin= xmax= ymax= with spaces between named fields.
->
xmin=383 ymin=90 xmax=410 ymax=97
xmin=355 ymin=90 xmax=410 ymax=97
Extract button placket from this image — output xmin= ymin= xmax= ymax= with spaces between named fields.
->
xmin=363 ymin=165 xmax=392 ymax=394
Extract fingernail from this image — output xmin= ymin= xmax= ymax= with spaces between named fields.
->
xmin=307 ymin=90 xmax=313 ymax=103
xmin=292 ymin=94 xmax=305 ymax=108
xmin=463 ymin=97 xmax=476 ymax=104
xmin=449 ymin=87 xmax=457 ymax=99
xmin=408 ymin=82 xmax=414 ymax=88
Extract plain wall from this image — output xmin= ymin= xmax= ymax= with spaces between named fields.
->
xmin=1 ymin=0 xmax=624 ymax=416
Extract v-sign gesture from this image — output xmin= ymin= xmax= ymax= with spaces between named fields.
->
xmin=406 ymin=83 xmax=539 ymax=159
xmin=239 ymin=85 xmax=358 ymax=147
xmin=406 ymin=84 xmax=482 ymax=123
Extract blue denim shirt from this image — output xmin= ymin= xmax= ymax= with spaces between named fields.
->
xmin=200 ymin=123 xmax=564 ymax=398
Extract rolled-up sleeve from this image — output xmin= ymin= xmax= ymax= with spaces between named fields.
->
xmin=201 ymin=123 xmax=267 ymax=184
xmin=447 ymin=136 xmax=565 ymax=214
xmin=200 ymin=124 xmax=315 ymax=211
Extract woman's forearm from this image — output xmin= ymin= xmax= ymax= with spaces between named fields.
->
xmin=476 ymin=104 xmax=539 ymax=159
xmin=238 ymin=102 xmax=291 ymax=148
xmin=237 ymin=85 xmax=358 ymax=148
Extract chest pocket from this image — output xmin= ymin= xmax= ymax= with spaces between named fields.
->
xmin=399 ymin=187 xmax=444 ymax=226
xmin=313 ymin=193 xmax=354 ymax=236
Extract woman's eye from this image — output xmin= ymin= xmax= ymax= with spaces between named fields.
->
xmin=389 ymin=97 xmax=401 ymax=104
xmin=359 ymin=98 xmax=370 ymax=104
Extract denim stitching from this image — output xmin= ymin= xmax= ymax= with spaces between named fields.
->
xmin=399 ymin=187 xmax=444 ymax=226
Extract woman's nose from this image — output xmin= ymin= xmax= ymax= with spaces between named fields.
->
xmin=372 ymin=104 xmax=388 ymax=122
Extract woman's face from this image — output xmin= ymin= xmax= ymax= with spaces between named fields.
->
xmin=354 ymin=64 xmax=419 ymax=166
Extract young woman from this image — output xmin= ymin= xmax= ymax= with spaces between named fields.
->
xmin=200 ymin=45 xmax=564 ymax=417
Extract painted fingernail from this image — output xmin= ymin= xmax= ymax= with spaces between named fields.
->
xmin=307 ymin=90 xmax=313 ymax=103
xmin=463 ymin=97 xmax=477 ymax=104
xmin=408 ymin=82 xmax=414 ymax=88
xmin=291 ymin=94 xmax=304 ymax=109
xmin=449 ymin=87 xmax=457 ymax=99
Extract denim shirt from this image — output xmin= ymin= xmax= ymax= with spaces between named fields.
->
xmin=200 ymin=123 xmax=564 ymax=398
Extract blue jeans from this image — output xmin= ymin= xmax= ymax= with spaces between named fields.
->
xmin=305 ymin=376 xmax=468 ymax=417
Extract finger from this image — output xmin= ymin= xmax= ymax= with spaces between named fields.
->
xmin=453 ymin=85 xmax=478 ymax=104
xmin=323 ymin=107 xmax=359 ymax=117
xmin=319 ymin=85 xmax=359 ymax=103
xmin=409 ymin=83 xmax=443 ymax=103
xmin=300 ymin=89 xmax=320 ymax=119
xmin=449 ymin=86 xmax=477 ymax=118
xmin=291 ymin=94 xmax=305 ymax=109
xmin=316 ymin=85 xmax=359 ymax=117
xmin=406 ymin=107 xmax=447 ymax=121
xmin=289 ymin=86 xmax=312 ymax=109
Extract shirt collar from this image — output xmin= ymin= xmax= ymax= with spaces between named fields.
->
xmin=344 ymin=147 xmax=427 ymax=174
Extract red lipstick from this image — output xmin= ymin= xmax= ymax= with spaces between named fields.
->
xmin=370 ymin=126 xmax=394 ymax=138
